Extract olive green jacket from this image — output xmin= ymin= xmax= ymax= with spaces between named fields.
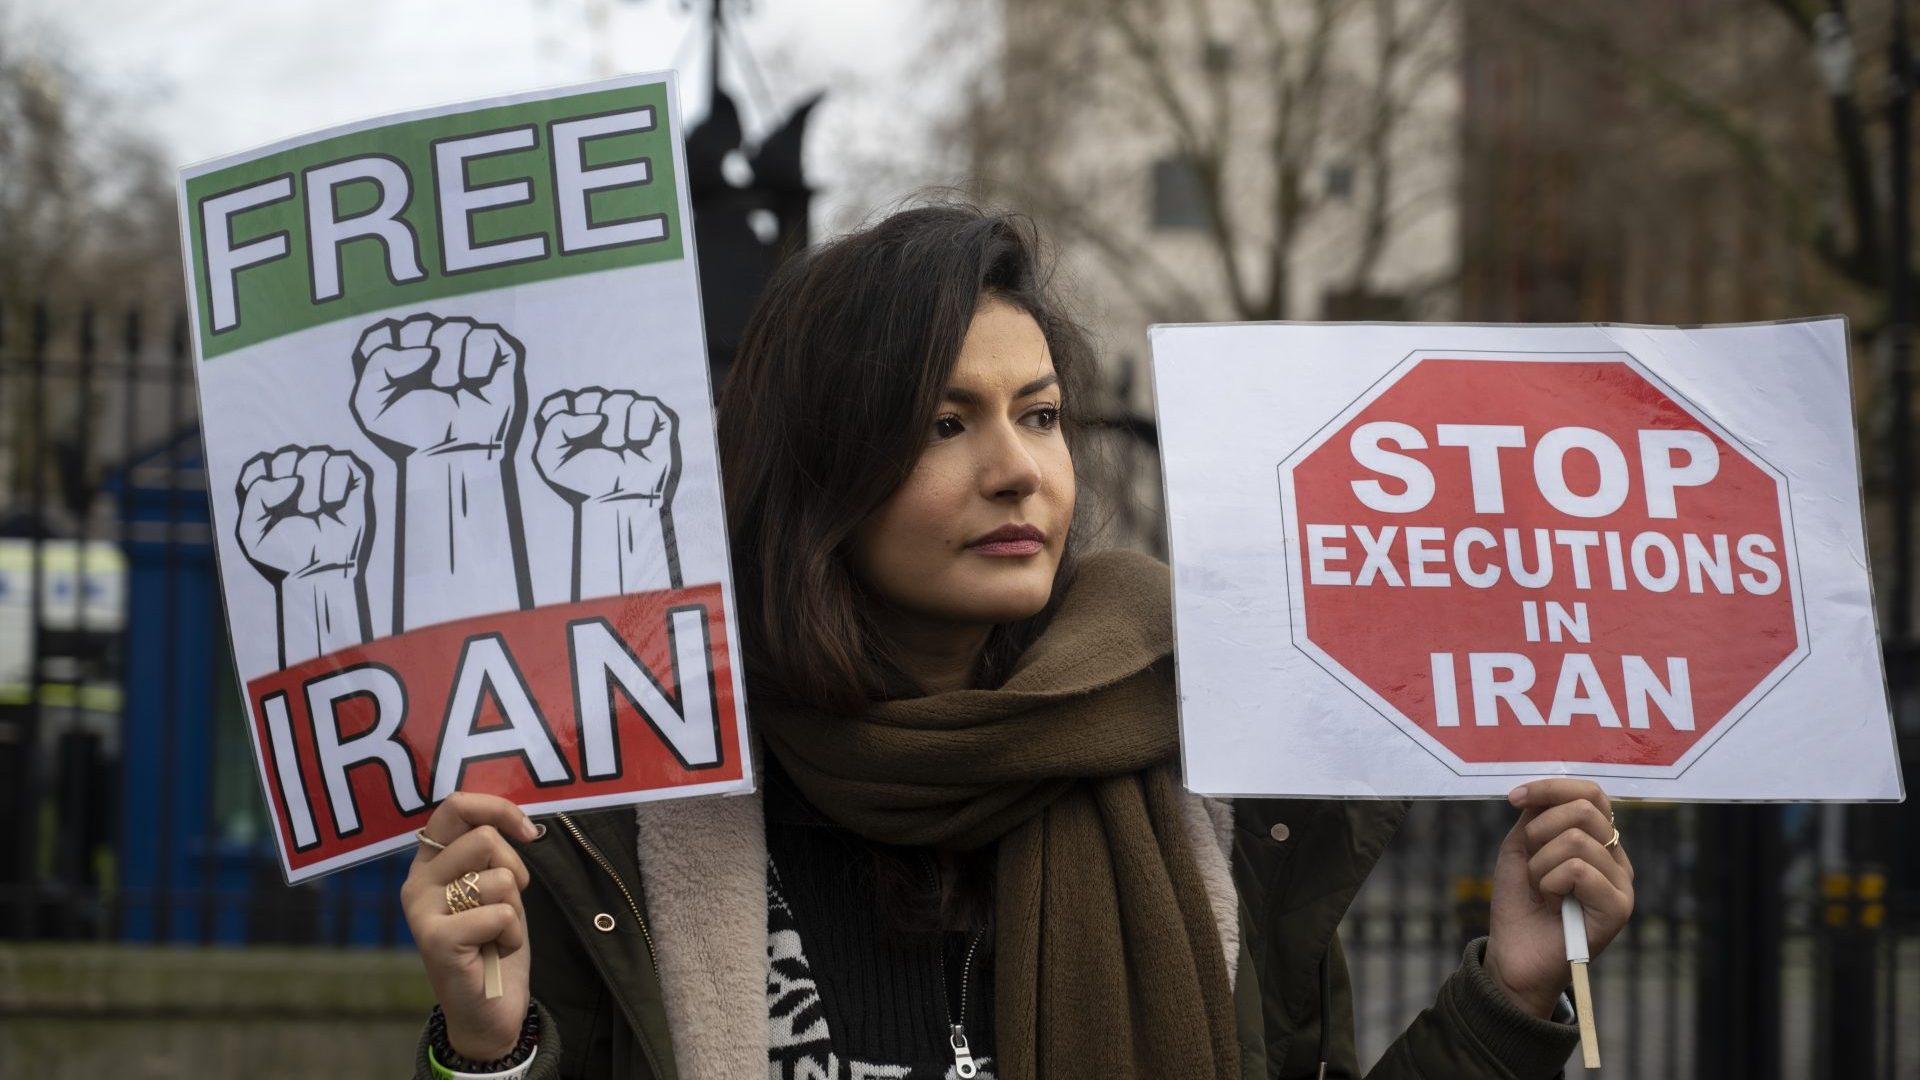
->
xmin=415 ymin=792 xmax=1579 ymax=1079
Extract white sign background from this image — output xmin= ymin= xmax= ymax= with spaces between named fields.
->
xmin=1152 ymin=319 xmax=1903 ymax=801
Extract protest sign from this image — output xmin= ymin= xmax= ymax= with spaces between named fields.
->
xmin=178 ymin=74 xmax=751 ymax=882
xmin=1152 ymin=319 xmax=1902 ymax=801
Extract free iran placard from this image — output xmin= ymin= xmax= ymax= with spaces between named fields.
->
xmin=179 ymin=74 xmax=753 ymax=882
xmin=1152 ymin=319 xmax=1902 ymax=801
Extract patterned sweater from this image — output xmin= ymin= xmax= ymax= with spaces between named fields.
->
xmin=764 ymin=759 xmax=997 ymax=1080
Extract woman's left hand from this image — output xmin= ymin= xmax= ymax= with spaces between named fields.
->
xmin=1483 ymin=779 xmax=1634 ymax=1018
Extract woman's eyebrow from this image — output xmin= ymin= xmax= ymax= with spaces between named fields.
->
xmin=1015 ymin=373 xmax=1060 ymax=397
xmin=941 ymin=373 xmax=1060 ymax=405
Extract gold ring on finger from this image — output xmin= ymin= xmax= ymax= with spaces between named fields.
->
xmin=445 ymin=872 xmax=483 ymax=914
xmin=456 ymin=870 xmax=483 ymax=907
xmin=1604 ymin=827 xmax=1622 ymax=851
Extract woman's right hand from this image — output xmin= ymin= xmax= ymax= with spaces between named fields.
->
xmin=402 ymin=792 xmax=542 ymax=1060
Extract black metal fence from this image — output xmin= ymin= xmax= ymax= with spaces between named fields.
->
xmin=1 ymin=299 xmax=1915 ymax=1077
xmin=0 ymin=300 xmax=413 ymax=950
xmin=1345 ymin=796 xmax=1920 ymax=1077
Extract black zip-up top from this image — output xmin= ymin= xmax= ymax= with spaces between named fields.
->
xmin=762 ymin=757 xmax=998 ymax=1079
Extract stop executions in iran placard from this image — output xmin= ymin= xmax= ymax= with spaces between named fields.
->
xmin=1152 ymin=320 xmax=1902 ymax=800
xmin=178 ymin=75 xmax=752 ymax=882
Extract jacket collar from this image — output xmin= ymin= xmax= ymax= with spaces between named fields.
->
xmin=627 ymin=782 xmax=1239 ymax=1080
xmin=632 ymin=790 xmax=768 ymax=1080
xmin=530 ymin=787 xmax=1401 ymax=1080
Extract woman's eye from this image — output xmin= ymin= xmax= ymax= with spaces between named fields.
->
xmin=1027 ymin=406 xmax=1061 ymax=430
xmin=933 ymin=415 xmax=964 ymax=440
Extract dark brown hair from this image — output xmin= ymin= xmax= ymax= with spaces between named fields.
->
xmin=717 ymin=204 xmax=1103 ymax=715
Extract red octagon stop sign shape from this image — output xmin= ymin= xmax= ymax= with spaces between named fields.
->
xmin=1279 ymin=352 xmax=1807 ymax=776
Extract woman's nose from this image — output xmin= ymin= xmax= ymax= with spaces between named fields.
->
xmin=981 ymin=424 xmax=1043 ymax=499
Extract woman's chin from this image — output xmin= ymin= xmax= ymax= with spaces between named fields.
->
xmin=952 ymin=578 xmax=1056 ymax=624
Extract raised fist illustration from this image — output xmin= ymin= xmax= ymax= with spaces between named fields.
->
xmin=348 ymin=312 xmax=532 ymax=630
xmin=351 ymin=314 xmax=525 ymax=460
xmin=533 ymin=388 xmax=680 ymax=505
xmin=534 ymin=388 xmax=682 ymax=597
xmin=236 ymin=446 xmax=372 ymax=580
xmin=236 ymin=445 xmax=374 ymax=666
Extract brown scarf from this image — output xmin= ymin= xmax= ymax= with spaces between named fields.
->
xmin=755 ymin=549 xmax=1239 ymax=1080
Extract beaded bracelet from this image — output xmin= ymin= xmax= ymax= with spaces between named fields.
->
xmin=428 ymin=1002 xmax=540 ymax=1075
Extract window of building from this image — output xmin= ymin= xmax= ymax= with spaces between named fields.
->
xmin=1151 ymin=156 xmax=1214 ymax=230
xmin=1325 ymin=162 xmax=1355 ymax=199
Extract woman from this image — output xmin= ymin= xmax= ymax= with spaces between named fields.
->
xmin=402 ymin=206 xmax=1634 ymax=1080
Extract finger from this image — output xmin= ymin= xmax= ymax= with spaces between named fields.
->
xmin=1502 ymin=808 xmax=1544 ymax=902
xmin=573 ymin=387 xmax=605 ymax=416
xmin=600 ymin=391 xmax=636 ymax=450
xmin=1539 ymin=859 xmax=1633 ymax=930
xmin=406 ymin=862 xmax=515 ymax=926
xmin=238 ymin=453 xmax=270 ymax=495
xmin=1521 ymin=799 xmax=1612 ymax=856
xmin=629 ymin=398 xmax=672 ymax=446
xmin=549 ymin=412 xmax=606 ymax=446
xmin=422 ymin=903 xmax=527 ymax=959
xmin=1527 ymin=826 xmax=1632 ymax=898
xmin=428 ymin=320 xmax=470 ymax=389
xmin=537 ymin=392 xmax=571 ymax=430
xmin=426 ymin=825 xmax=530 ymax=893
xmin=320 ymin=453 xmax=353 ymax=507
xmin=294 ymin=450 xmax=327 ymax=514
xmin=1509 ymin=779 xmax=1611 ymax=821
xmin=475 ymin=331 xmax=522 ymax=404
xmin=416 ymin=791 xmax=538 ymax=854
xmin=353 ymin=321 xmax=397 ymax=368
xmin=366 ymin=346 xmax=437 ymax=385
xmin=429 ymin=866 xmax=524 ymax=921
xmin=241 ymin=475 xmax=300 ymax=517
xmin=399 ymin=315 xmax=436 ymax=349
xmin=463 ymin=327 xmax=507 ymax=383
xmin=271 ymin=446 xmax=300 ymax=478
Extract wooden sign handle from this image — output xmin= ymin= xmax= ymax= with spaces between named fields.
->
xmin=482 ymin=943 xmax=503 ymax=999
xmin=1562 ymin=895 xmax=1600 ymax=1068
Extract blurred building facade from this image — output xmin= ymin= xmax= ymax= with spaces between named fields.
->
xmin=958 ymin=2 xmax=1918 ymax=1075
xmin=1458 ymin=1 xmax=1849 ymax=323
xmin=959 ymin=0 xmax=1463 ymax=546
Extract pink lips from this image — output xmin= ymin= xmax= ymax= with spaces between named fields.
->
xmin=967 ymin=524 xmax=1046 ymax=557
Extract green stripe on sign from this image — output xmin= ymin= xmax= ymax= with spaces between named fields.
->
xmin=184 ymin=82 xmax=683 ymax=360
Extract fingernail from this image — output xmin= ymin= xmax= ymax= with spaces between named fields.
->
xmin=521 ymin=816 xmax=537 ymax=840
xmin=1508 ymin=785 xmax=1529 ymax=806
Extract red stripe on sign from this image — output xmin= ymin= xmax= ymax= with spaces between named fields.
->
xmin=248 ymin=584 xmax=741 ymax=874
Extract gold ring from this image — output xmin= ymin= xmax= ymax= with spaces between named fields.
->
xmin=445 ymin=871 xmax=483 ymax=914
xmin=1604 ymin=827 xmax=1622 ymax=851
xmin=415 ymin=828 xmax=448 ymax=853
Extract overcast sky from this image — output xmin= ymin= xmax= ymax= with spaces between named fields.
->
xmin=13 ymin=0 xmax=970 ymax=232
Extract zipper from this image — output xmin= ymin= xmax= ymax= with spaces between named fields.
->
xmin=556 ymin=812 xmax=657 ymax=970
xmin=554 ymin=812 xmax=667 ymax=1079
xmin=923 ymin=853 xmax=985 ymax=1079
xmin=948 ymin=926 xmax=985 ymax=1078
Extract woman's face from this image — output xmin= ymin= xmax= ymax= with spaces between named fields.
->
xmin=851 ymin=298 xmax=1076 ymax=632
